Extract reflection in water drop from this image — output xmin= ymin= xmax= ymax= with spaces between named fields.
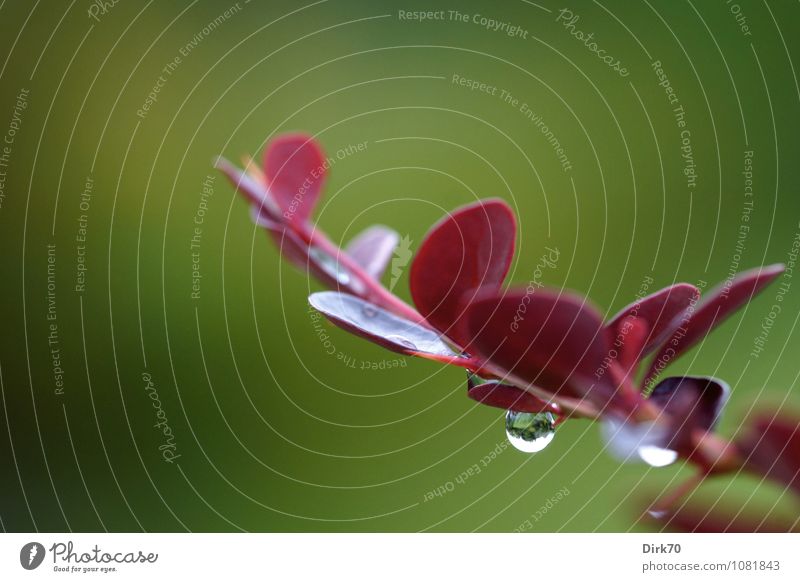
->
xmin=505 ymin=411 xmax=556 ymax=453
xmin=385 ymin=335 xmax=416 ymax=350
xmin=638 ymin=445 xmax=678 ymax=467
xmin=309 ymin=248 xmax=352 ymax=285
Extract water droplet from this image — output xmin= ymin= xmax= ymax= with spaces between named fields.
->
xmin=309 ymin=248 xmax=352 ymax=285
xmin=505 ymin=411 xmax=556 ymax=453
xmin=385 ymin=335 xmax=416 ymax=350
xmin=638 ymin=445 xmax=678 ymax=468
xmin=362 ymin=304 xmax=378 ymax=318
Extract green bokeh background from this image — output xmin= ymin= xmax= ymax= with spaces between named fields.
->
xmin=1 ymin=0 xmax=799 ymax=532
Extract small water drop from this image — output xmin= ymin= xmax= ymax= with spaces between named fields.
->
xmin=647 ymin=508 xmax=669 ymax=520
xmin=309 ymin=248 xmax=352 ymax=285
xmin=385 ymin=335 xmax=416 ymax=350
xmin=362 ymin=304 xmax=378 ymax=318
xmin=638 ymin=445 xmax=678 ymax=468
xmin=505 ymin=411 xmax=556 ymax=453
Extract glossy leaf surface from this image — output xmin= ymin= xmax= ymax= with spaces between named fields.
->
xmin=649 ymin=375 xmax=729 ymax=453
xmin=345 ymin=225 xmax=399 ymax=280
xmin=309 ymin=291 xmax=457 ymax=358
xmin=264 ymin=133 xmax=327 ymax=224
xmin=606 ymin=283 xmax=700 ymax=356
xmin=644 ymin=265 xmax=784 ymax=385
xmin=466 ymin=289 xmax=613 ymax=400
xmin=410 ymin=199 xmax=516 ymax=347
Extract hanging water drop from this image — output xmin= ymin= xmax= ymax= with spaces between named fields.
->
xmin=505 ymin=410 xmax=556 ymax=453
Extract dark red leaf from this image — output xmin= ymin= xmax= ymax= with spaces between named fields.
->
xmin=345 ymin=225 xmax=399 ymax=280
xmin=409 ymin=199 xmax=516 ymax=348
xmin=649 ymin=376 xmax=729 ymax=454
xmin=466 ymin=374 xmax=559 ymax=414
xmin=465 ymin=289 xmax=614 ymax=401
xmin=615 ymin=316 xmax=649 ymax=374
xmin=308 ymin=291 xmax=457 ymax=359
xmin=644 ymin=265 xmax=785 ymax=387
xmin=264 ymin=133 xmax=327 ymax=225
xmin=606 ymin=283 xmax=700 ymax=356
xmin=738 ymin=413 xmax=800 ymax=496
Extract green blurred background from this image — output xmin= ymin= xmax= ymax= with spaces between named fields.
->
xmin=1 ymin=0 xmax=799 ymax=532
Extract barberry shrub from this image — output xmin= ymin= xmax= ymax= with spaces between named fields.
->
xmin=218 ymin=133 xmax=799 ymax=532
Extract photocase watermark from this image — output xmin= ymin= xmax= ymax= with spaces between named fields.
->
xmin=283 ymin=140 xmax=369 ymax=222
xmin=513 ymin=486 xmax=570 ymax=531
xmin=750 ymin=224 xmax=799 ymax=359
xmin=20 ymin=539 xmax=159 ymax=573
xmin=556 ymin=8 xmax=628 ymax=77
xmin=510 ymin=246 xmax=561 ymax=333
xmin=190 ymin=175 xmax=215 ymax=300
xmin=652 ymin=59 xmax=697 ymax=192
xmin=0 ymin=87 xmax=29 ymax=211
xmin=451 ymin=74 xmax=572 ymax=171
xmin=423 ymin=440 xmax=510 ymax=502
xmin=136 ymin=3 xmax=243 ymax=119
xmin=595 ymin=274 xmax=655 ymax=381
xmin=142 ymin=372 xmax=180 ymax=463
xmin=449 ymin=9 xmax=529 ymax=39
xmin=87 ymin=0 xmax=122 ymax=22
xmin=451 ymin=73 xmax=499 ymax=96
xmin=720 ymin=150 xmax=754 ymax=299
xmin=726 ymin=0 xmax=752 ymax=37
xmin=37 ymin=540 xmax=158 ymax=574
xmin=46 ymin=243 xmax=66 ymax=396
xmin=500 ymin=89 xmax=573 ymax=172
xmin=307 ymin=303 xmax=407 ymax=371
xmin=644 ymin=278 xmax=708 ymax=392
xmin=20 ymin=542 xmax=45 ymax=570
xmin=74 ymin=175 xmax=94 ymax=293
xmin=397 ymin=9 xmax=529 ymax=39
xmin=388 ymin=234 xmax=413 ymax=292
